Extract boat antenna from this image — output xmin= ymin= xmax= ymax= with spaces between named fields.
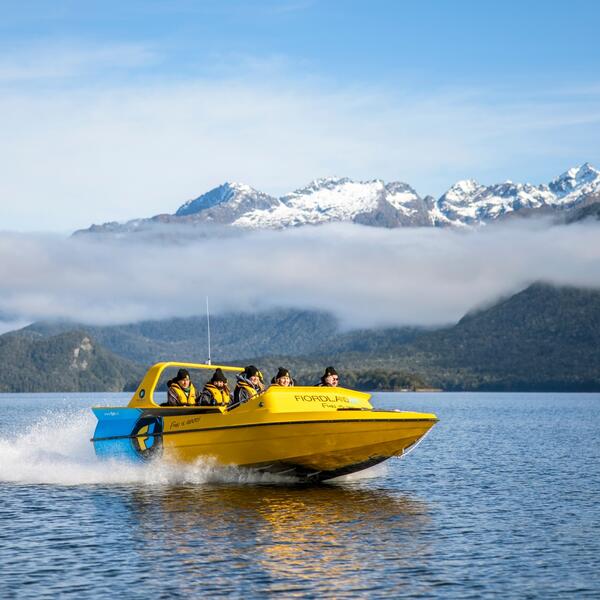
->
xmin=206 ymin=296 xmax=212 ymax=365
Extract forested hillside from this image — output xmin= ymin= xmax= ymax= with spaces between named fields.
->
xmin=406 ymin=283 xmax=600 ymax=390
xmin=0 ymin=330 xmax=144 ymax=392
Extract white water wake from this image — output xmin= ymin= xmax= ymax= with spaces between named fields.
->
xmin=0 ymin=408 xmax=296 ymax=486
xmin=332 ymin=462 xmax=389 ymax=482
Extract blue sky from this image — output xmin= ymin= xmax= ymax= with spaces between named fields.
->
xmin=2 ymin=0 xmax=600 ymax=232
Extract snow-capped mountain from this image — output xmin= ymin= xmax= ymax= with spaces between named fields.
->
xmin=175 ymin=182 xmax=280 ymax=222
xmin=433 ymin=179 xmax=557 ymax=226
xmin=233 ymin=177 xmax=431 ymax=229
xmin=76 ymin=163 xmax=600 ymax=235
xmin=434 ymin=163 xmax=600 ymax=226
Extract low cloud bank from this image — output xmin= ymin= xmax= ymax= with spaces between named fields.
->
xmin=1 ymin=221 xmax=599 ymax=332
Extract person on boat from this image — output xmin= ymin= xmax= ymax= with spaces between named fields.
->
xmin=230 ymin=365 xmax=264 ymax=408
xmin=270 ymin=366 xmax=294 ymax=387
xmin=197 ymin=368 xmax=231 ymax=406
xmin=166 ymin=368 xmax=197 ymax=406
xmin=318 ymin=366 xmax=339 ymax=387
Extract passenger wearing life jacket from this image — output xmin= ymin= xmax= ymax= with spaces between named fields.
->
xmin=167 ymin=368 xmax=197 ymax=406
xmin=197 ymin=368 xmax=231 ymax=406
xmin=317 ymin=366 xmax=339 ymax=387
xmin=270 ymin=366 xmax=294 ymax=387
xmin=230 ymin=365 xmax=264 ymax=409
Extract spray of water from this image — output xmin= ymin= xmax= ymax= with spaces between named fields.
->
xmin=331 ymin=462 xmax=389 ymax=482
xmin=0 ymin=408 xmax=298 ymax=486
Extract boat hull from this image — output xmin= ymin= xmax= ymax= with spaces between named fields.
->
xmin=169 ymin=417 xmax=432 ymax=473
xmin=92 ymin=407 xmax=437 ymax=481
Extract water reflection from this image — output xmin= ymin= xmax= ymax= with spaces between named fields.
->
xmin=123 ymin=483 xmax=432 ymax=595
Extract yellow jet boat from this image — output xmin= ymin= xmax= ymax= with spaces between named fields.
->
xmin=92 ymin=362 xmax=438 ymax=482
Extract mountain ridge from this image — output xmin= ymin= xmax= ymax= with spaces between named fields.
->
xmin=75 ymin=163 xmax=600 ymax=235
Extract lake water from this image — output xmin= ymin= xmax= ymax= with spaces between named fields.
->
xmin=1 ymin=392 xmax=599 ymax=598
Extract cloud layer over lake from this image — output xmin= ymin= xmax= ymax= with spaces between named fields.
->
xmin=1 ymin=221 xmax=599 ymax=333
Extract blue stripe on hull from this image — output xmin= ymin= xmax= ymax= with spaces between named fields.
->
xmin=92 ymin=408 xmax=163 ymax=462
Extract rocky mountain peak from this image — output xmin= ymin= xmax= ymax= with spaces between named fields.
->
xmin=175 ymin=182 xmax=268 ymax=216
xmin=296 ymin=176 xmax=353 ymax=193
xmin=549 ymin=162 xmax=600 ymax=197
xmin=280 ymin=177 xmax=367 ymax=204
xmin=440 ymin=179 xmax=484 ymax=205
xmin=384 ymin=181 xmax=419 ymax=195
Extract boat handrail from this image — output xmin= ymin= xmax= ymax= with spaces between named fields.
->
xmin=128 ymin=361 xmax=243 ymax=408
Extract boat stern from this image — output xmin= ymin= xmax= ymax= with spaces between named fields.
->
xmin=91 ymin=407 xmax=164 ymax=461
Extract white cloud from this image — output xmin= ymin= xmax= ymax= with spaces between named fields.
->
xmin=0 ymin=221 xmax=599 ymax=331
xmin=0 ymin=41 xmax=157 ymax=82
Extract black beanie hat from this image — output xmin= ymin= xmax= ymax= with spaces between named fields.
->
xmin=176 ymin=368 xmax=190 ymax=381
xmin=324 ymin=366 xmax=338 ymax=377
xmin=244 ymin=365 xmax=259 ymax=378
xmin=210 ymin=368 xmax=227 ymax=383
xmin=275 ymin=367 xmax=290 ymax=380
